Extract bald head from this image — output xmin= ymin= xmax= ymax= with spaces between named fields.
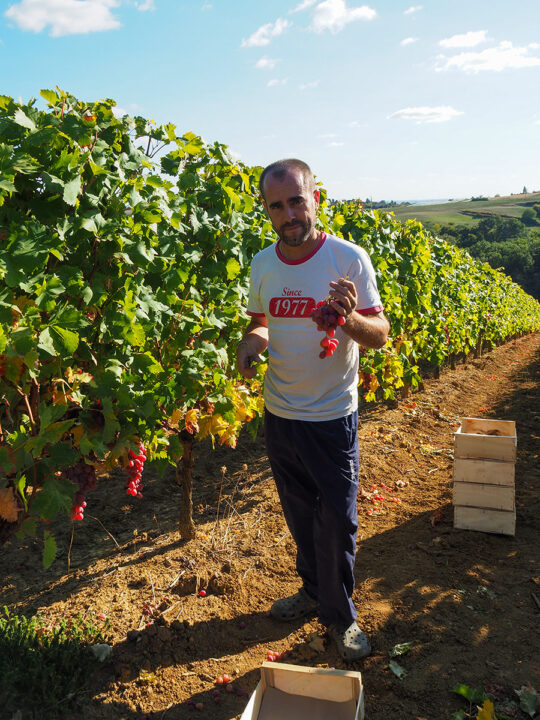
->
xmin=259 ymin=158 xmax=315 ymax=200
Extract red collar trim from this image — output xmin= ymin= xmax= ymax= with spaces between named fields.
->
xmin=275 ymin=232 xmax=326 ymax=265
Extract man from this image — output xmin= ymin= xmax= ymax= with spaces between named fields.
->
xmin=236 ymin=158 xmax=389 ymax=661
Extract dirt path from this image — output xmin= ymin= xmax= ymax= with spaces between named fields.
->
xmin=2 ymin=333 xmax=539 ymax=720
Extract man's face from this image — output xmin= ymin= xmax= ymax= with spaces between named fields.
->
xmin=262 ymin=169 xmax=320 ymax=248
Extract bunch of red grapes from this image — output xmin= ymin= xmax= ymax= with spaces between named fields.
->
xmin=67 ymin=460 xmax=97 ymax=521
xmin=126 ymin=442 xmax=146 ymax=498
xmin=311 ymin=299 xmax=346 ymax=359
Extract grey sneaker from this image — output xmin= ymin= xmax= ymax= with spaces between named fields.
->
xmin=328 ymin=621 xmax=372 ymax=661
xmin=270 ymin=588 xmax=318 ymax=622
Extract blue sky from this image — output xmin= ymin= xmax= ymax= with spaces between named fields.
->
xmin=1 ymin=0 xmax=539 ymax=201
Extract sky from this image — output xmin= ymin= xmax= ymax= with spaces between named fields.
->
xmin=1 ymin=0 xmax=539 ymax=201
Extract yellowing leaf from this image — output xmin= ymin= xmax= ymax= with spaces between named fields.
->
xmin=234 ymin=403 xmax=251 ymax=423
xmin=219 ymin=425 xmax=237 ymax=448
xmin=477 ymin=699 xmax=496 ymax=720
xmin=53 ymin=390 xmax=70 ymax=405
xmin=0 ymin=487 xmax=19 ymax=522
xmin=209 ymin=414 xmax=228 ymax=435
xmin=71 ymin=424 xmax=84 ymax=447
xmin=169 ymin=408 xmax=182 ymax=429
xmin=226 ymin=257 xmax=240 ymax=280
xmin=184 ymin=408 xmax=199 ymax=434
xmin=65 ymin=367 xmax=93 ymax=385
xmin=196 ymin=415 xmax=212 ymax=440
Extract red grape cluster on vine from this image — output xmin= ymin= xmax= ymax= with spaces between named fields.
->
xmin=67 ymin=461 xmax=97 ymax=521
xmin=310 ymin=299 xmax=346 ymax=358
xmin=126 ymin=442 xmax=146 ymax=498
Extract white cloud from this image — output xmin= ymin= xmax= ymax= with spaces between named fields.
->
xmin=400 ymin=37 xmax=417 ymax=46
xmin=201 ymin=2 xmax=212 ymax=9
xmin=112 ymin=106 xmax=128 ymax=117
xmin=290 ymin=0 xmax=317 ymax=12
xmin=439 ymin=30 xmax=487 ymax=48
xmin=404 ymin=5 xmax=422 ymax=14
xmin=388 ymin=106 xmax=464 ymax=123
xmin=329 ymin=141 xmax=345 ymax=146
xmin=5 ymin=0 xmax=121 ymax=36
xmin=267 ymin=78 xmax=288 ymax=87
xmin=300 ymin=80 xmax=319 ymax=89
xmin=255 ymin=55 xmax=279 ymax=69
xmin=319 ymin=132 xmax=338 ymax=138
xmin=310 ymin=0 xmax=376 ymax=34
xmin=437 ymin=41 xmax=540 ymax=73
xmin=135 ymin=0 xmax=154 ymax=10
xmin=241 ymin=18 xmax=291 ymax=47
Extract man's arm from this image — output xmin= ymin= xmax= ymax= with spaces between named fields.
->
xmin=328 ymin=277 xmax=390 ymax=349
xmin=341 ymin=310 xmax=389 ymax=349
xmin=236 ymin=316 xmax=269 ymax=379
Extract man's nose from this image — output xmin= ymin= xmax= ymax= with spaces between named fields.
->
xmin=285 ymin=204 xmax=296 ymax=218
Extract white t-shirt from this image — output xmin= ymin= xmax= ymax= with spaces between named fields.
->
xmin=246 ymin=232 xmax=383 ymax=421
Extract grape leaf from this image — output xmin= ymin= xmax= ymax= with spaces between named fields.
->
xmin=388 ymin=660 xmax=407 ymax=679
xmin=0 ymin=487 xmax=19 ymax=522
xmin=515 ymin=686 xmax=540 ymax=717
xmin=43 ymin=530 xmax=57 ymax=569
xmin=390 ymin=641 xmax=413 ymax=657
xmin=63 ymin=176 xmax=81 ymax=206
xmin=476 ymin=699 xmax=496 ymax=720
xmin=50 ymin=325 xmax=79 ymax=355
xmin=452 ymin=683 xmax=486 ymax=704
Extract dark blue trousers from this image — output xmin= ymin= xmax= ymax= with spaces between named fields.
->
xmin=264 ymin=408 xmax=359 ymax=627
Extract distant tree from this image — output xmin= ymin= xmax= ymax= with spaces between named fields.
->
xmin=523 ymin=186 xmax=528 ymax=194
xmin=522 ymin=207 xmax=537 ymax=226
xmin=435 ymin=215 xmax=540 ymax=299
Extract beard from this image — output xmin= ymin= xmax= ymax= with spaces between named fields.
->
xmin=277 ymin=218 xmax=314 ymax=247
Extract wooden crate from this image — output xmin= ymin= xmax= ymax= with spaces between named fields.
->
xmin=454 ymin=505 xmax=516 ymax=536
xmin=240 ymin=662 xmax=364 ymax=720
xmin=453 ymin=418 xmax=516 ymax=536
xmin=454 ymin=417 xmax=516 ymax=462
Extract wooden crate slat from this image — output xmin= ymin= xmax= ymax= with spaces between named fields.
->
xmin=453 ymin=481 xmax=515 ymax=511
xmin=453 ymin=458 xmax=515 ymax=486
xmin=454 ymin=505 xmax=516 ymax=536
xmin=460 ymin=417 xmax=516 ymax=437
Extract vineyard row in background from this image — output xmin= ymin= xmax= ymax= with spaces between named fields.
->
xmin=0 ymin=89 xmax=539 ymax=563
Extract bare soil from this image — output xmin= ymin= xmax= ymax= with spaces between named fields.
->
xmin=2 ymin=334 xmax=540 ymax=720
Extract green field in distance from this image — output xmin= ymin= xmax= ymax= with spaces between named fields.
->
xmin=386 ymin=191 xmax=540 ymax=227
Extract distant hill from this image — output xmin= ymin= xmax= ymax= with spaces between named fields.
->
xmin=387 ymin=191 xmax=540 ymax=227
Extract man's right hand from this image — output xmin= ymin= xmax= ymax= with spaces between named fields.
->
xmin=236 ymin=341 xmax=260 ymax=379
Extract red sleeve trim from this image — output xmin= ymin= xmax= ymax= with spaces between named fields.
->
xmin=358 ymin=305 xmax=383 ymax=315
xmin=247 ymin=310 xmax=266 ymax=317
